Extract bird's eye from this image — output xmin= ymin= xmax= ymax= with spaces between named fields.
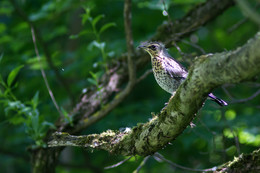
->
xmin=149 ymin=45 xmax=156 ymax=51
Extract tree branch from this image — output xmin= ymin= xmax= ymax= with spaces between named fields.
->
xmin=216 ymin=148 xmax=260 ymax=172
xmin=49 ymin=32 xmax=260 ymax=156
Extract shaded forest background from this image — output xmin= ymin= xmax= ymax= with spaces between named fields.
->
xmin=0 ymin=0 xmax=259 ymax=172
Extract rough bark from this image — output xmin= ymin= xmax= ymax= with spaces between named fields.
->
xmin=216 ymin=148 xmax=260 ymax=172
xmin=31 ymin=148 xmax=62 ymax=173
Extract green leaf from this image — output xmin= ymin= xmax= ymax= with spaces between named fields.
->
xmin=92 ymin=14 xmax=104 ymax=28
xmin=9 ymin=115 xmax=25 ymax=125
xmin=30 ymin=113 xmax=40 ymax=133
xmin=7 ymin=65 xmax=24 ymax=87
xmin=81 ymin=7 xmax=91 ymax=25
xmin=42 ymin=121 xmax=56 ymax=130
xmin=226 ymin=145 xmax=237 ymax=156
xmin=69 ymin=34 xmax=78 ymax=39
xmin=31 ymin=91 xmax=39 ymax=110
xmin=89 ymin=71 xmax=96 ymax=79
xmin=95 ymin=71 xmax=103 ymax=79
xmin=87 ymin=78 xmax=97 ymax=86
xmin=99 ymin=22 xmax=116 ymax=34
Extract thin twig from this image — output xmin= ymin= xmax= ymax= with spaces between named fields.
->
xmin=124 ymin=0 xmax=136 ymax=84
xmin=154 ymin=153 xmax=216 ymax=172
xmin=236 ymin=0 xmax=260 ymax=26
xmin=9 ymin=0 xmax=74 ymax=103
xmin=230 ymin=89 xmax=260 ymax=103
xmin=136 ymin=69 xmax=152 ymax=83
xmin=181 ymin=40 xmax=206 ymax=54
xmin=133 ymin=156 xmax=150 ymax=173
xmin=104 ymin=156 xmax=132 ymax=169
xmin=228 ymin=3 xmax=260 ymax=32
xmin=227 ymin=18 xmax=248 ymax=33
xmin=222 ymin=85 xmax=235 ymax=100
xmin=31 ymin=27 xmax=64 ymax=118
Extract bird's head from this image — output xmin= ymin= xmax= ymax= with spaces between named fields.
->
xmin=138 ymin=41 xmax=165 ymax=57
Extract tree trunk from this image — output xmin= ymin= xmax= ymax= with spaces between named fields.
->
xmin=31 ymin=148 xmax=62 ymax=173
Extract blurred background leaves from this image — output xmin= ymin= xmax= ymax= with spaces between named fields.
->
xmin=0 ymin=0 xmax=259 ymax=172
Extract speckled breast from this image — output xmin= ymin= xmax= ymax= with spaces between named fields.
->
xmin=151 ymin=57 xmax=181 ymax=94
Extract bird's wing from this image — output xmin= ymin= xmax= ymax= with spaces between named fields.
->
xmin=165 ymin=58 xmax=187 ymax=80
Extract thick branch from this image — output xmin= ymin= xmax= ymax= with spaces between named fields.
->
xmin=216 ymin=148 xmax=260 ymax=172
xmin=49 ymin=32 xmax=260 ymax=155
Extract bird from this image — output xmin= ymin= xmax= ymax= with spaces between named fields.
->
xmin=138 ymin=41 xmax=228 ymax=106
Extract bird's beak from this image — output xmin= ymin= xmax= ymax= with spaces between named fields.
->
xmin=137 ymin=44 xmax=147 ymax=50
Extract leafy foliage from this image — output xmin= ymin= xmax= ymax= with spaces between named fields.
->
xmin=0 ymin=65 xmax=55 ymax=147
xmin=0 ymin=0 xmax=259 ymax=172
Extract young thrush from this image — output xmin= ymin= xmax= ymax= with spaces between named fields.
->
xmin=138 ymin=41 xmax=227 ymax=106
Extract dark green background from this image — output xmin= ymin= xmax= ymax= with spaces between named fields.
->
xmin=0 ymin=0 xmax=259 ymax=172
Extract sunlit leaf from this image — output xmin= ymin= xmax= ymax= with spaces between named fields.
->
xmin=0 ymin=23 xmax=6 ymax=34
xmin=226 ymin=145 xmax=237 ymax=156
xmin=7 ymin=65 xmax=24 ymax=87
xmin=225 ymin=109 xmax=236 ymax=120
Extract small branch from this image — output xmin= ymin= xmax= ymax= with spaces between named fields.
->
xmin=124 ymin=0 xmax=136 ymax=85
xmin=181 ymin=40 xmax=206 ymax=54
xmin=154 ymin=153 xmax=216 ymax=172
xmin=31 ymin=27 xmax=64 ymax=118
xmin=154 ymin=0 xmax=234 ymax=43
xmin=230 ymin=88 xmax=260 ymax=103
xmin=227 ymin=17 xmax=248 ymax=33
xmin=104 ymin=156 xmax=132 ymax=169
xmin=133 ymin=156 xmax=150 ymax=173
xmin=236 ymin=0 xmax=260 ymax=26
xmin=136 ymin=69 xmax=153 ymax=83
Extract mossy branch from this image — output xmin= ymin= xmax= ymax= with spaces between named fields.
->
xmin=49 ymin=32 xmax=260 ymax=156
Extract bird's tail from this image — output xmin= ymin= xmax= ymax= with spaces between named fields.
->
xmin=208 ymin=93 xmax=228 ymax=106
